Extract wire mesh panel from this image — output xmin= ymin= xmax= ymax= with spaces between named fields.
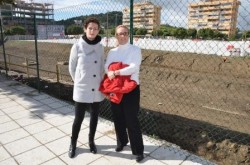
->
xmin=0 ymin=0 xmax=250 ymax=164
xmin=134 ymin=0 xmax=250 ymax=164
xmin=133 ymin=0 xmax=250 ymax=165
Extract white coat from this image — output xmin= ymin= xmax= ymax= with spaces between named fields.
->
xmin=69 ymin=37 xmax=105 ymax=103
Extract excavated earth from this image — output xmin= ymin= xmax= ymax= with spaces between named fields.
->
xmin=1 ymin=41 xmax=250 ymax=164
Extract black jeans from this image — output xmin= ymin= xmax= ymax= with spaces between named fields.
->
xmin=111 ymin=85 xmax=144 ymax=155
xmin=71 ymin=102 xmax=100 ymax=142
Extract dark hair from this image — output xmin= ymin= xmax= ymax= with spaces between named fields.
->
xmin=83 ymin=17 xmax=100 ymax=29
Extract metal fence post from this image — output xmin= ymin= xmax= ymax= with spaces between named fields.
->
xmin=0 ymin=17 xmax=8 ymax=76
xmin=25 ymin=58 xmax=30 ymax=77
xmin=7 ymin=54 xmax=11 ymax=70
xmin=33 ymin=13 xmax=41 ymax=92
xmin=56 ymin=64 xmax=59 ymax=83
xmin=130 ymin=0 xmax=134 ymax=44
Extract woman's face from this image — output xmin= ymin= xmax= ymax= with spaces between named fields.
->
xmin=116 ymin=27 xmax=129 ymax=45
xmin=84 ymin=22 xmax=100 ymax=41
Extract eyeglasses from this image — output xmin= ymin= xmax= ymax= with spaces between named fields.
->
xmin=116 ymin=32 xmax=129 ymax=36
xmin=87 ymin=27 xmax=99 ymax=31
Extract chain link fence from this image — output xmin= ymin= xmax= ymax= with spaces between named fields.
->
xmin=0 ymin=0 xmax=250 ymax=164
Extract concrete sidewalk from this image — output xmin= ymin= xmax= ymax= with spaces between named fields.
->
xmin=0 ymin=73 xmax=216 ymax=165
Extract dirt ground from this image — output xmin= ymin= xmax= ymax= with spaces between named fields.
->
xmin=0 ymin=40 xmax=250 ymax=164
xmin=139 ymin=50 xmax=250 ymax=164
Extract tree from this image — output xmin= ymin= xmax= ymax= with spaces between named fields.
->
xmin=170 ymin=28 xmax=178 ymax=37
xmin=176 ymin=28 xmax=187 ymax=39
xmin=205 ymin=28 xmax=214 ymax=39
xmin=99 ymin=28 xmax=104 ymax=35
xmin=151 ymin=29 xmax=163 ymax=36
xmin=228 ymin=34 xmax=237 ymax=41
xmin=135 ymin=28 xmax=147 ymax=35
xmin=187 ymin=28 xmax=197 ymax=39
xmin=4 ymin=28 xmax=12 ymax=35
xmin=198 ymin=28 xmax=211 ymax=39
xmin=197 ymin=28 xmax=205 ymax=39
xmin=110 ymin=28 xmax=115 ymax=35
xmin=66 ymin=25 xmax=83 ymax=35
xmin=11 ymin=26 xmax=26 ymax=35
xmin=160 ymin=25 xmax=173 ymax=36
xmin=133 ymin=27 xmax=138 ymax=35
xmin=0 ymin=0 xmax=15 ymax=5
xmin=242 ymin=30 xmax=250 ymax=40
xmin=4 ymin=26 xmax=26 ymax=35
xmin=213 ymin=30 xmax=226 ymax=40
xmin=56 ymin=11 xmax=123 ymax=30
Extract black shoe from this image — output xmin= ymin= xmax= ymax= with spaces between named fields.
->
xmin=68 ymin=144 xmax=76 ymax=158
xmin=136 ymin=154 xmax=144 ymax=162
xmin=89 ymin=142 xmax=97 ymax=154
xmin=115 ymin=144 xmax=127 ymax=152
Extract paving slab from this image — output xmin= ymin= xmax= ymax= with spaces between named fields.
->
xmin=0 ymin=73 xmax=217 ymax=165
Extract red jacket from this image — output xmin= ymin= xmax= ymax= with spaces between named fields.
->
xmin=99 ymin=62 xmax=137 ymax=104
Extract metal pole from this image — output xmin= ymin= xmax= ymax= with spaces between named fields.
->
xmin=130 ymin=0 xmax=134 ymax=44
xmin=0 ymin=17 xmax=8 ymax=76
xmin=115 ymin=14 xmax=118 ymax=26
xmin=106 ymin=12 xmax=109 ymax=46
xmin=33 ymin=13 xmax=40 ymax=92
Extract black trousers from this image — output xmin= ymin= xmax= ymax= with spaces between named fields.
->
xmin=111 ymin=85 xmax=144 ymax=155
xmin=71 ymin=102 xmax=100 ymax=142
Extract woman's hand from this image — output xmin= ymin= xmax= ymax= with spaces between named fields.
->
xmin=107 ymin=70 xmax=120 ymax=80
xmin=107 ymin=71 xmax=116 ymax=80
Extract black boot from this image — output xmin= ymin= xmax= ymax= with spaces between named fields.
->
xmin=68 ymin=138 xmax=77 ymax=158
xmin=136 ymin=154 xmax=144 ymax=162
xmin=115 ymin=144 xmax=127 ymax=152
xmin=89 ymin=134 xmax=97 ymax=154
xmin=89 ymin=141 xmax=97 ymax=154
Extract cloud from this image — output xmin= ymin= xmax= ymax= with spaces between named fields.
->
xmin=53 ymin=0 xmax=125 ymax=20
xmin=112 ymin=0 xmax=250 ymax=30
xmin=29 ymin=0 xmax=250 ymax=30
xmin=27 ymin=0 xmax=96 ymax=9
xmin=238 ymin=0 xmax=250 ymax=30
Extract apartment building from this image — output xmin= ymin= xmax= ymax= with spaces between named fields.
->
xmin=122 ymin=1 xmax=161 ymax=34
xmin=0 ymin=0 xmax=54 ymax=34
xmin=188 ymin=0 xmax=241 ymax=38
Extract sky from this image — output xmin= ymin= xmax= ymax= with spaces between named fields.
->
xmin=24 ymin=0 xmax=250 ymax=30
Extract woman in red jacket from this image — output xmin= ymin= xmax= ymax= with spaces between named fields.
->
xmin=104 ymin=25 xmax=144 ymax=163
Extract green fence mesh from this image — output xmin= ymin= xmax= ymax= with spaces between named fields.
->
xmin=0 ymin=0 xmax=250 ymax=164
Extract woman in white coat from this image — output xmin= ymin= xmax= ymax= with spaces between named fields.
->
xmin=68 ymin=17 xmax=104 ymax=158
